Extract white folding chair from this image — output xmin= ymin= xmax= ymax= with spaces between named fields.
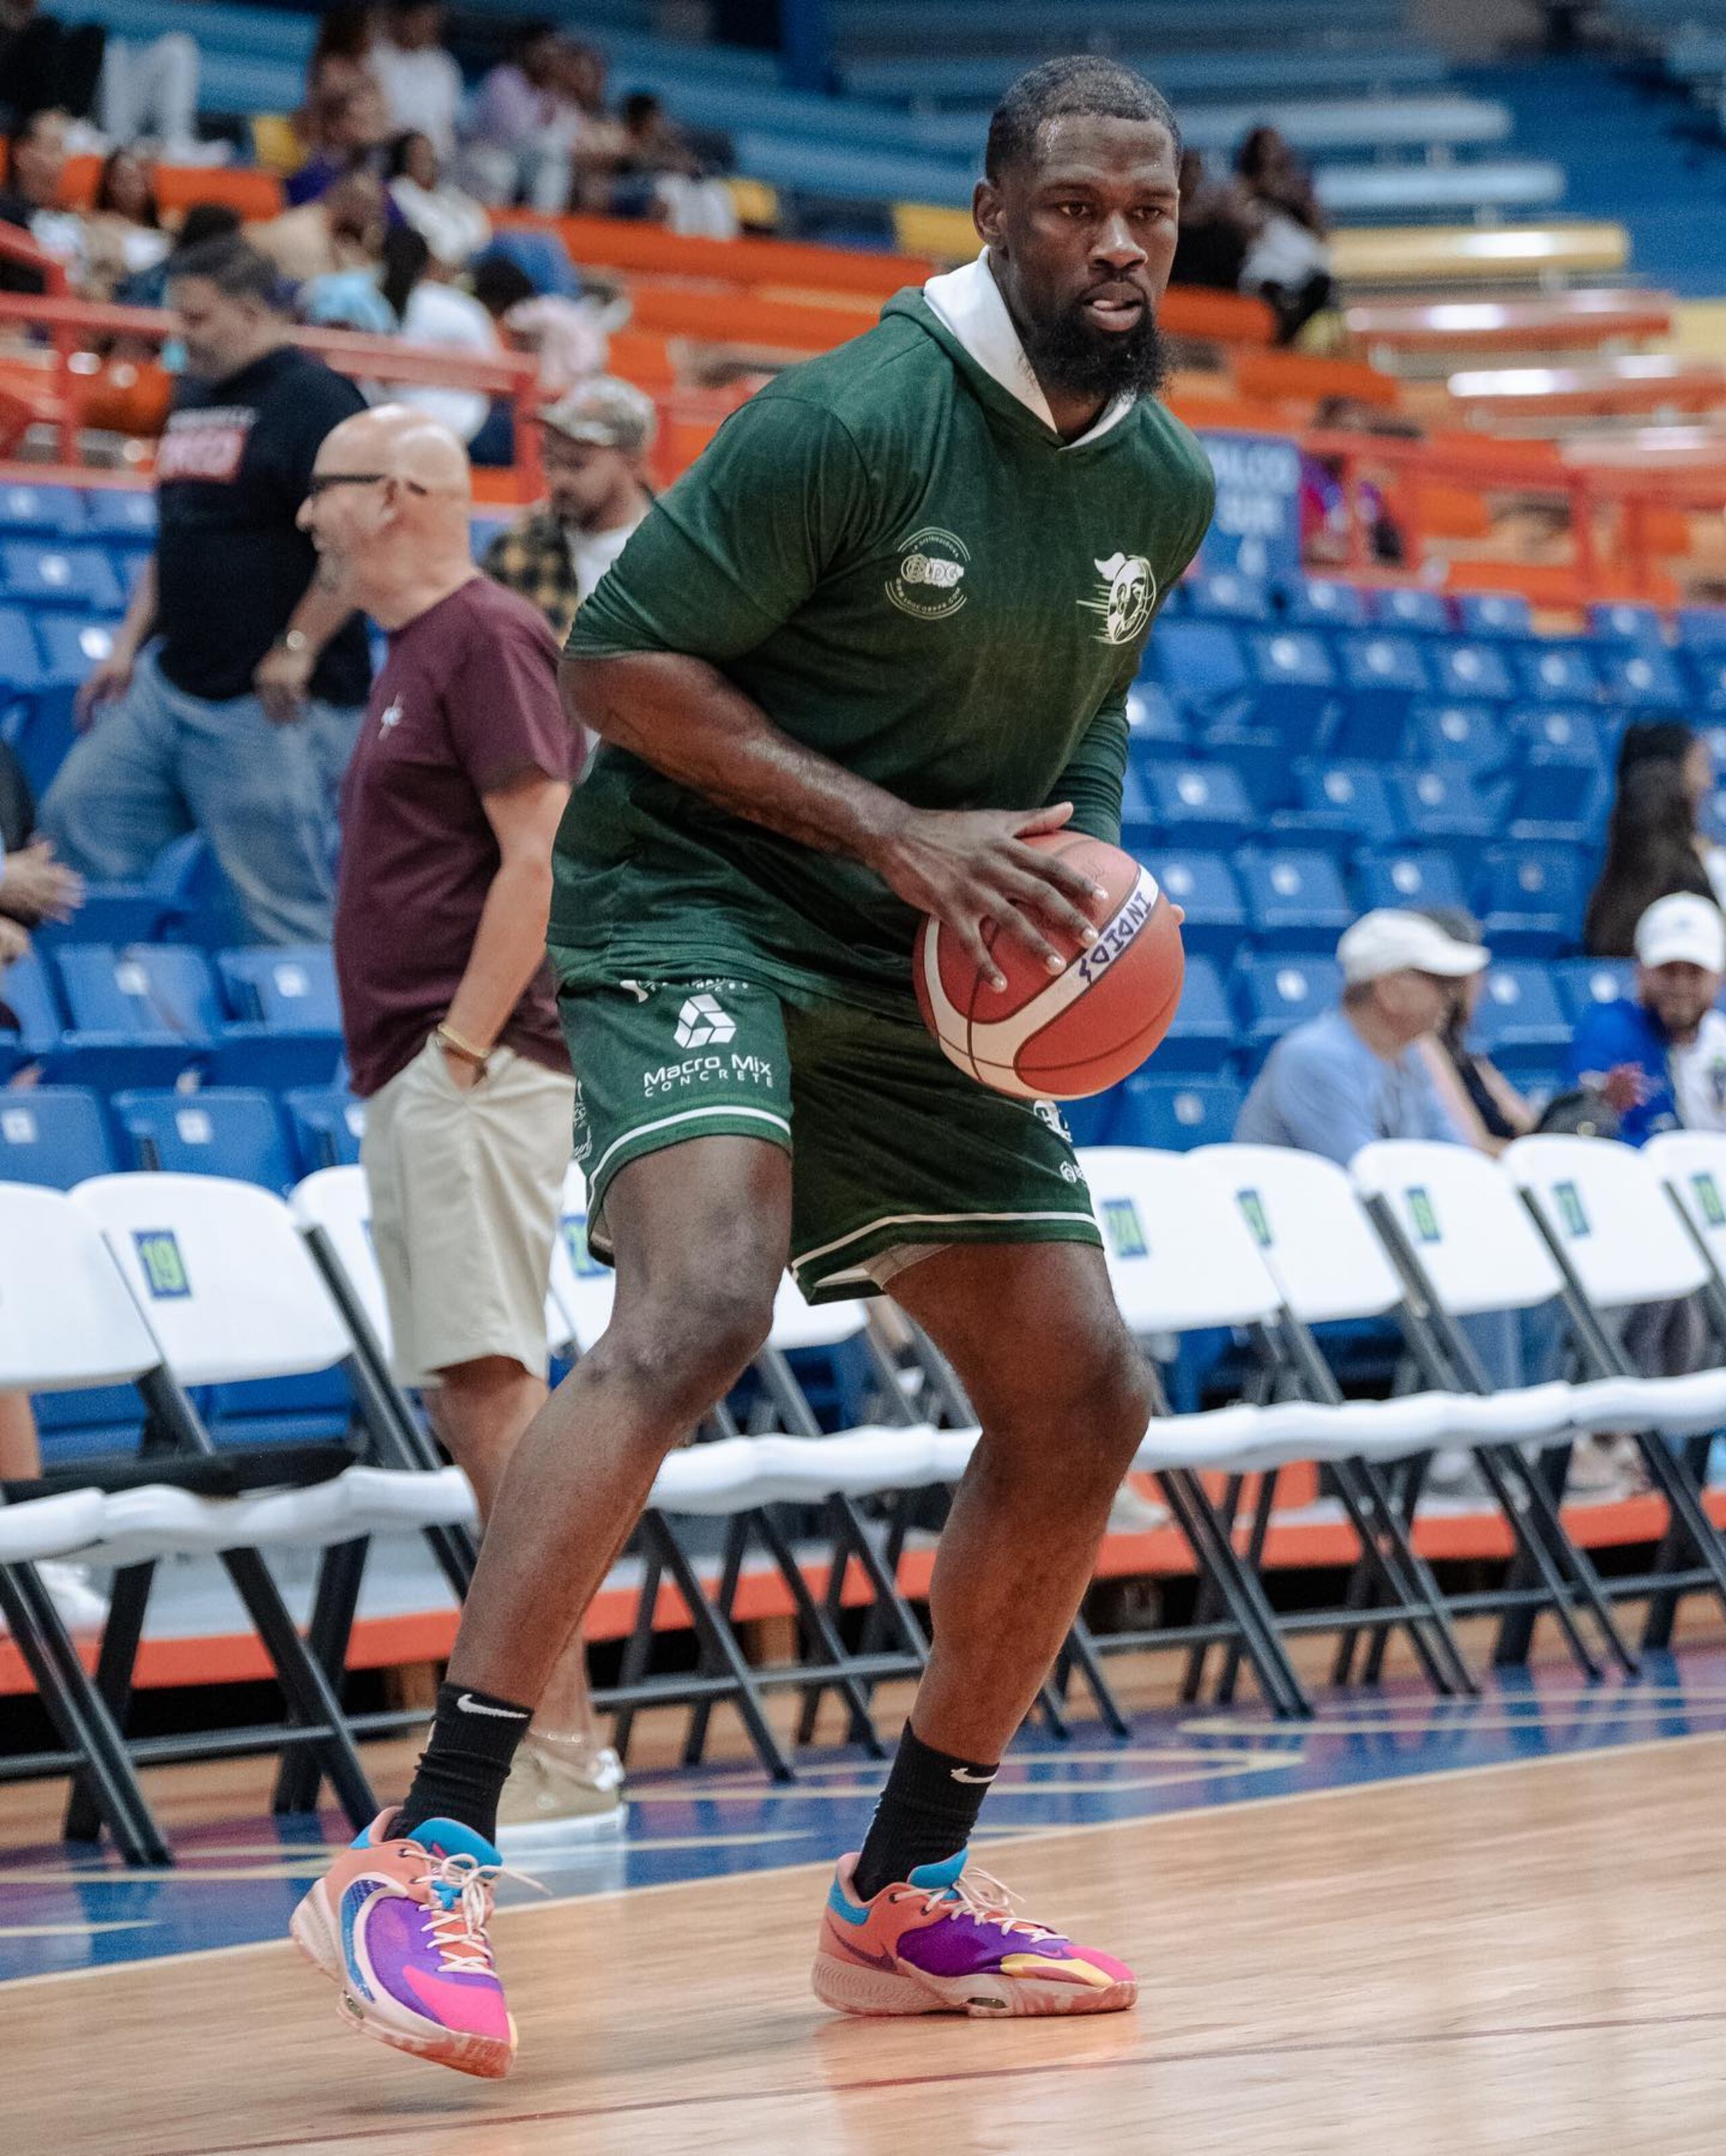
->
xmin=1504 ymin=1133 xmax=1726 ymax=1649
xmin=1352 ymin=1139 xmax=1639 ymax=1676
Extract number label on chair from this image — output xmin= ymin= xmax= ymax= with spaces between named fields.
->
xmin=1694 ymin=1172 xmax=1726 ymax=1231
xmin=1553 ymin=1180 xmax=1591 ymax=1238
xmin=1405 ymin=1185 xmax=1441 ymax=1243
xmin=1099 ymin=1196 xmax=1149 ymax=1260
xmin=133 ymin=1228 xmax=191 ymax=1299
xmin=1235 ymin=1189 xmax=1273 ymax=1248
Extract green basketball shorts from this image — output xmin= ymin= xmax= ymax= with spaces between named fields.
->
xmin=554 ymin=968 xmax=1102 ymax=1304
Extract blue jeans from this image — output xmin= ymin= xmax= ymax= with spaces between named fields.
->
xmin=40 ymin=649 xmax=361 ymax=946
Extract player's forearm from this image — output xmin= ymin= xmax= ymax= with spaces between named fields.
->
xmin=1047 ymin=702 xmax=1129 ymax=846
xmin=444 ymin=853 xmax=556 ymax=1052
xmin=562 ymin=650 xmax=910 ymax=868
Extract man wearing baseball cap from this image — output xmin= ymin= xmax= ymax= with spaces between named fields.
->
xmin=1235 ymin=907 xmax=1488 ymax=1163
xmin=1568 ymin=892 xmax=1726 ymax=1145
xmin=481 ymin=376 xmax=656 ymax=645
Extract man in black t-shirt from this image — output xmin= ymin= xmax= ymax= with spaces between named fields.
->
xmin=40 ymin=236 xmax=371 ymax=944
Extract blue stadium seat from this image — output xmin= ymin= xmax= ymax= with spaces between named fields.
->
xmin=1352 ymin=847 xmax=1469 ymax=914
xmin=216 ymin=946 xmax=340 ymax=1032
xmin=1182 ymin=571 xmax=1271 ymax=623
xmin=1371 ymin=587 xmax=1452 ymax=635
xmin=1155 ymin=955 xmax=1235 ymax=1073
xmin=1555 ymin=957 xmax=1635 ymax=1024
xmin=112 ymin=1086 xmax=296 ymax=1191
xmin=1145 ymin=849 xmax=1245 ymax=957
xmin=1590 ymin=601 xmax=1664 ymax=647
xmin=1236 ymin=847 xmax=1354 ymax=948
xmin=1280 ymin=761 xmax=1400 ymax=851
xmin=0 ymin=947 xmax=64 ymax=1068
xmin=1125 ymin=682 xmax=1188 ymax=747
xmin=1681 ymin=649 xmax=1726 ymax=714
xmin=1110 ymin=1073 xmax=1245 ymax=1152
xmin=1192 ymin=724 xmax=1288 ymax=814
xmin=1233 ymin=953 xmax=1344 ymax=1052
xmin=1516 ymin=642 xmax=1601 ymax=705
xmin=1676 ymin=607 xmax=1726 ymax=651
xmin=1148 ymin=620 xmax=1250 ymax=714
xmin=1390 ymin=765 xmax=1493 ymax=843
xmin=1456 ymin=591 xmax=1533 ymax=640
xmin=0 ymin=481 xmax=83 ymax=536
xmin=1280 ymin=576 xmax=1369 ymax=630
xmin=1595 ymin=644 xmax=1685 ymax=711
xmin=1406 ymin=702 xmax=1506 ymax=777
xmin=1129 ymin=760 xmax=1256 ymax=847
xmin=80 ymin=488 xmax=156 ymax=542
xmin=0 ymin=1087 xmax=115 ymax=1187
xmin=1468 ymin=963 xmax=1571 ymax=1072
xmin=1509 ymin=706 xmax=1608 ymax=767
xmin=283 ymin=1086 xmax=365 ymax=1172
xmin=1242 ymin=628 xmax=1338 ymax=744
xmin=29 ymin=882 xmax=176 ymax=953
xmin=1054 ymin=1093 xmax=1117 ymax=1149
xmin=0 ymin=541 xmax=125 ymax=615
xmin=1495 ymin=747 xmax=1603 ymax=843
xmin=1429 ymin=640 xmax=1516 ymax=702
xmin=50 ymin=942 xmax=217 ymax=1087
xmin=1475 ymin=847 xmax=1586 ymax=955
xmin=1326 ymin=632 xmax=1431 ymax=754
xmin=1338 ymin=630 xmax=1431 ymax=698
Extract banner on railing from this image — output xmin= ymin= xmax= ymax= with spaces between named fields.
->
xmin=1196 ymin=430 xmax=1303 ymax=581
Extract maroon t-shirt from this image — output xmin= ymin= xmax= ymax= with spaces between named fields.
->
xmin=334 ymin=575 xmax=581 ymax=1098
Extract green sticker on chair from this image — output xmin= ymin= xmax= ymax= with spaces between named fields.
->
xmin=1237 ymin=1189 xmax=1272 ymax=1248
xmin=133 ymin=1228 xmax=190 ymax=1299
xmin=1100 ymin=1196 xmax=1148 ymax=1260
xmin=1553 ymin=1180 xmax=1590 ymax=1237
xmin=562 ymin=1214 xmax=606 ymax=1278
xmin=1405 ymin=1186 xmax=1440 ymax=1243
xmin=1694 ymin=1172 xmax=1726 ymax=1230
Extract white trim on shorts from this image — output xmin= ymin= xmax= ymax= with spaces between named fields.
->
xmin=792 ymin=1206 xmax=1098 ymax=1278
xmin=589 ymin=1102 xmax=793 ymax=1188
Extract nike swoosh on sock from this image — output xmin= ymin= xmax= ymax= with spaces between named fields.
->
xmin=456 ymin=1694 xmax=531 ymax=1720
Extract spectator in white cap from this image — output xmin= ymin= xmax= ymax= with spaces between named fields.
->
xmin=1234 ymin=907 xmax=1487 ymax=1164
xmin=481 ymin=376 xmax=655 ymax=645
xmin=1568 ymin=891 xmax=1726 ymax=1146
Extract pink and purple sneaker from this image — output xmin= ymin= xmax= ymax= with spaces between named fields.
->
xmin=812 ymin=1849 xmax=1137 ymax=2018
xmin=291 ymin=1811 xmax=520 ymax=2078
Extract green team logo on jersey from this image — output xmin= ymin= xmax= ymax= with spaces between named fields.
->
xmin=1079 ymin=552 xmax=1156 ymax=645
xmin=886 ymin=527 xmax=970 ymax=621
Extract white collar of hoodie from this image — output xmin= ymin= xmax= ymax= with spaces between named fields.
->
xmin=921 ymin=251 xmax=1136 ymax=448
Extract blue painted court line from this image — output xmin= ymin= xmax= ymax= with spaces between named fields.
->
xmin=5 ymin=1648 xmax=1726 ymax=1985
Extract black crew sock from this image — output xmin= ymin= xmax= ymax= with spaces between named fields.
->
xmin=852 ymin=1723 xmax=999 ymax=1903
xmin=394 ymin=1681 xmax=533 ymax=1846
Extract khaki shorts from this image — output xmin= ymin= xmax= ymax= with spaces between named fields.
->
xmin=360 ymin=1035 xmax=576 ymax=1388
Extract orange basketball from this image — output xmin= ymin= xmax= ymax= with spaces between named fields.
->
xmin=914 ymin=833 xmax=1185 ymax=1100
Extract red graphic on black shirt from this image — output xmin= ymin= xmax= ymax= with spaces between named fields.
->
xmin=157 ymin=405 xmax=255 ymax=483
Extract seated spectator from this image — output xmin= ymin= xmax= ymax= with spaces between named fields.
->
xmin=94 ymin=27 xmax=202 ymax=163
xmin=1234 ymin=908 xmax=1483 ymax=1162
xmin=483 ymin=376 xmax=655 ymax=642
xmin=1234 ymin=124 xmax=1333 ymax=345
xmin=1412 ymin=907 xmax=1535 ymax=1156
xmin=80 ymin=145 xmax=169 ymax=299
xmin=378 ymin=224 xmax=498 ymax=444
xmin=461 ymin=22 xmax=582 ymax=212
xmin=386 ymin=127 xmax=490 ymax=269
xmin=1169 ymin=146 xmax=1259 ymax=293
xmin=0 ymin=737 xmax=82 ymax=929
xmin=0 ymin=0 xmax=102 ymax=130
xmin=1570 ymin=893 xmax=1726 ymax=1144
xmin=371 ymin=3 xmax=463 ymax=163
xmin=301 ymin=6 xmax=379 ymax=131
xmin=608 ymin=90 xmax=738 ymax=239
xmin=1582 ymin=753 xmax=1713 ymax=957
xmin=288 ymin=80 xmax=391 ymax=208
xmin=114 ymin=196 xmax=239 ymax=307
xmin=256 ymin=167 xmax=390 ymax=285
xmin=0 ymin=105 xmax=83 ymax=293
xmin=1611 ymin=718 xmax=1726 ymax=913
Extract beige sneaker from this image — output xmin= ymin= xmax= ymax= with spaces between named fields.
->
xmin=494 ymin=1736 xmax=626 ymax=1853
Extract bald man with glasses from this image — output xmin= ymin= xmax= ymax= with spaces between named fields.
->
xmin=302 ymin=405 xmax=622 ymax=1840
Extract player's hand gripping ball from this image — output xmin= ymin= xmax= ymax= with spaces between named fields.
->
xmin=915 ymin=833 xmax=1185 ymax=1100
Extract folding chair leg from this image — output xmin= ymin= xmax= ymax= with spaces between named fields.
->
xmin=1059 ymin=1613 xmax=1131 ymax=1737
xmin=1158 ymin=1468 xmax=1310 ymax=1718
xmin=609 ymin=1545 xmax=663 ymax=1768
xmin=220 ymin=1547 xmax=377 ymax=1830
xmin=1642 ymin=1435 xmax=1715 ymax=1650
xmin=1476 ymin=1447 xmax=1613 ymax=1680
xmin=1514 ymin=1445 xmax=1639 ymax=1677
xmin=1181 ymin=1472 xmax=1243 ymax=1705
xmin=274 ymin=1536 xmax=369 ymax=1816
xmin=0 ymin=1565 xmax=171 ymax=1867
xmin=1347 ymin=1459 xmax=1478 ymax=1696
xmin=1629 ymin=1426 xmax=1726 ymax=1632
xmin=1328 ymin=1462 xmax=1462 ymax=1697
xmin=63 ymin=1560 xmax=154 ymax=1846
xmin=752 ymin=1507 xmax=885 ymax=1756
xmin=1217 ymin=1470 xmax=1278 ymax=1707
xmin=794 ymin=1531 xmax=853 ymax=1747
xmin=682 ymin=1516 xmax=750 ymax=1768
xmin=636 ymin=1511 xmax=794 ymax=1783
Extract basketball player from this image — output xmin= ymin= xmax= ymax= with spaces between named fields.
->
xmin=295 ymin=56 xmax=1214 ymax=2075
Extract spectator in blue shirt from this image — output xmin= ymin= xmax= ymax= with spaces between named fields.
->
xmin=1235 ymin=908 xmax=1484 ymax=1163
xmin=1568 ymin=893 xmax=1726 ymax=1146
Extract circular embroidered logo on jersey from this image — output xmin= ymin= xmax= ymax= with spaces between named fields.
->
xmin=1080 ymin=551 xmax=1156 ymax=646
xmin=886 ymin=527 xmax=970 ymax=621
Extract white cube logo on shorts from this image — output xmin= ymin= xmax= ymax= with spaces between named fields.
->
xmin=674 ymin=993 xmax=736 ymax=1049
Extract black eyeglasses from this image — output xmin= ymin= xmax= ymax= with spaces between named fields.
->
xmin=303 ymin=472 xmax=429 ymax=498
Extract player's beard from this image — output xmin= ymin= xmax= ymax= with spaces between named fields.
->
xmin=1019 ymin=300 xmax=1169 ymax=407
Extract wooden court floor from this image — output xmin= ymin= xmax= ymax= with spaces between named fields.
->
xmin=11 ymin=1729 xmax=1726 ymax=2156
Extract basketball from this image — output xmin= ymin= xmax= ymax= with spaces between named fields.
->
xmin=914 ymin=833 xmax=1185 ymax=1100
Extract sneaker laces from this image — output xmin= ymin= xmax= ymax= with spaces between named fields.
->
xmin=893 ymin=1866 xmax=1055 ymax=1940
xmin=410 ymin=1849 xmax=547 ymax=1976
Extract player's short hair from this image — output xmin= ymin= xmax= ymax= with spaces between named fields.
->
xmin=166 ymin=235 xmax=287 ymax=311
xmin=985 ymin=55 xmax=1179 ymax=182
